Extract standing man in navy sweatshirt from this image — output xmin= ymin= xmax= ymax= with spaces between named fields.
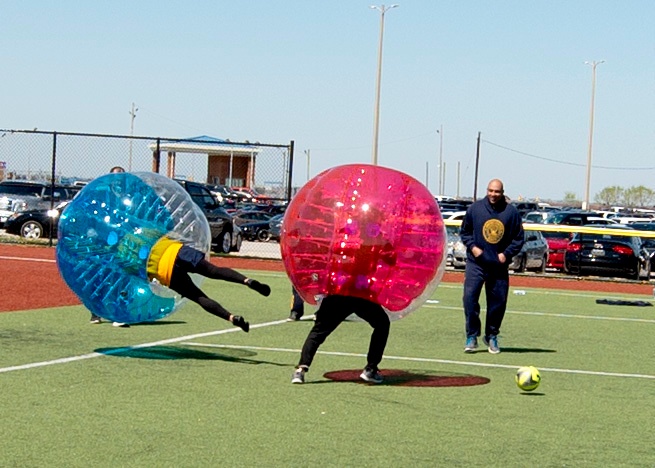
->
xmin=459 ymin=179 xmax=524 ymax=354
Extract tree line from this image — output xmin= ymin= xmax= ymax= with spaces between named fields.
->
xmin=594 ymin=185 xmax=655 ymax=207
xmin=560 ymin=186 xmax=655 ymax=208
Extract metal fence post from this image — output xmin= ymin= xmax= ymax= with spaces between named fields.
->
xmin=287 ymin=140 xmax=294 ymax=201
xmin=152 ymin=138 xmax=161 ymax=173
xmin=49 ymin=132 xmax=57 ymax=246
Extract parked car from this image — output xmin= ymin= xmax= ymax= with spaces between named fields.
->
xmin=207 ymin=184 xmax=240 ymax=208
xmin=438 ymin=199 xmax=473 ymax=213
xmin=543 ymin=210 xmax=601 ymax=226
xmin=629 ymin=221 xmax=655 ymax=233
xmin=445 ymin=226 xmax=457 ymax=266
xmin=523 ymin=211 xmax=549 ymax=223
xmin=629 ymin=221 xmax=655 ymax=228
xmin=233 ymin=210 xmax=275 ymax=227
xmin=240 ymin=220 xmax=273 ymax=242
xmin=231 ymin=224 xmax=243 ymax=251
xmin=3 ymin=200 xmax=70 ymax=239
xmin=586 ymin=217 xmax=618 ymax=225
xmin=175 ymin=179 xmax=242 ymax=254
xmin=511 ymin=201 xmax=539 ymax=217
xmin=564 ymin=225 xmax=651 ymax=280
xmin=235 ymin=203 xmax=287 ymax=216
xmin=615 ymin=216 xmax=655 ymax=225
xmin=451 ymin=237 xmax=467 ymax=269
xmin=0 ymin=180 xmax=79 ymax=227
xmin=537 ymin=202 xmax=560 ymax=212
xmin=269 ymin=213 xmax=284 ymax=242
xmin=540 ymin=230 xmax=571 ymax=270
xmin=204 ymin=206 xmax=243 ymax=253
xmin=442 ymin=211 xmax=467 ymax=221
xmin=628 ymin=222 xmax=655 ymax=265
xmin=509 ymin=230 xmax=549 ymax=272
xmin=445 ymin=225 xmax=467 ymax=268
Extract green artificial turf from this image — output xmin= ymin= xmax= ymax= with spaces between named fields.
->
xmin=1 ymin=271 xmax=654 ymax=467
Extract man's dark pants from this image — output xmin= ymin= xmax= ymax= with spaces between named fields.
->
xmin=463 ymin=260 xmax=509 ymax=338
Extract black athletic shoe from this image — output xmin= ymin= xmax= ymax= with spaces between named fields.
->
xmin=247 ymin=279 xmax=271 ymax=297
xmin=232 ymin=315 xmax=250 ymax=332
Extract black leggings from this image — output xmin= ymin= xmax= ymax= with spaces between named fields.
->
xmin=169 ymin=257 xmax=248 ymax=321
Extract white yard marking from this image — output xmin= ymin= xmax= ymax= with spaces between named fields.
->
xmin=1 ymin=314 xmax=653 ymax=380
xmin=182 ymin=342 xmax=655 ymax=380
xmin=0 ymin=320 xmax=288 ymax=374
xmin=0 ymin=255 xmax=56 ymax=263
xmin=426 ymin=304 xmax=655 ymax=324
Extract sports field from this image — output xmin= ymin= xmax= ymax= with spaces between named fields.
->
xmin=2 ymin=246 xmax=655 ymax=467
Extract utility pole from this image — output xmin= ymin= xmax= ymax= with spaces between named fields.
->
xmin=456 ymin=161 xmax=461 ymax=198
xmin=425 ymin=161 xmax=429 ymax=187
xmin=128 ymin=102 xmax=138 ymax=171
xmin=304 ymin=149 xmax=311 ymax=182
xmin=473 ymin=132 xmax=481 ymax=201
xmin=370 ymin=4 xmax=398 ymax=165
xmin=442 ymin=161 xmax=447 ymax=196
xmin=582 ymin=60 xmax=604 ymax=210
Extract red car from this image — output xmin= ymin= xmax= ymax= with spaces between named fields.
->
xmin=541 ymin=231 xmax=571 ymax=270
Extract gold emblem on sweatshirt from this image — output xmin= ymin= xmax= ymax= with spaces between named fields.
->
xmin=482 ymin=219 xmax=504 ymax=244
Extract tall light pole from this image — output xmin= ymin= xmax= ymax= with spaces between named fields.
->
xmin=128 ymin=102 xmax=138 ymax=171
xmin=442 ymin=161 xmax=446 ymax=195
xmin=473 ymin=131 xmax=481 ymax=201
xmin=456 ymin=161 xmax=461 ymax=198
xmin=436 ymin=125 xmax=443 ymax=195
xmin=370 ymin=4 xmax=398 ymax=166
xmin=304 ymin=149 xmax=311 ymax=182
xmin=582 ymin=60 xmax=604 ymax=210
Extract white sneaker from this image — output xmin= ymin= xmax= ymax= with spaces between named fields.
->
xmin=112 ymin=322 xmax=130 ymax=328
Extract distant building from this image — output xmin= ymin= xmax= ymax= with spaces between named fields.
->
xmin=149 ymin=135 xmax=260 ymax=187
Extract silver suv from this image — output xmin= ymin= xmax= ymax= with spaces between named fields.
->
xmin=0 ymin=181 xmax=78 ymax=227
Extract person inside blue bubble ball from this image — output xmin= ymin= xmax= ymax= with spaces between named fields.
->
xmin=111 ymin=226 xmax=272 ymax=332
xmin=57 ymin=170 xmax=271 ymax=331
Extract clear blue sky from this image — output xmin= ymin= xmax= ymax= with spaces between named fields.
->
xmin=2 ymin=1 xmax=653 ymax=201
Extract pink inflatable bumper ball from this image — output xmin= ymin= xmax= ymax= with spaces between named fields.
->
xmin=280 ymin=164 xmax=446 ymax=320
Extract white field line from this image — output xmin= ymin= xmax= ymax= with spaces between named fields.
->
xmin=436 ymin=283 xmax=655 ymax=301
xmin=1 ymin=314 xmax=654 ymax=380
xmin=0 ymin=255 xmax=56 ymax=263
xmin=181 ymin=342 xmax=655 ymax=380
xmin=425 ymin=304 xmax=655 ymax=324
xmin=0 ymin=319 xmax=289 ymax=374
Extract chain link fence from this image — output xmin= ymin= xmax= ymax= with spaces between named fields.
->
xmin=0 ymin=129 xmax=294 ymax=258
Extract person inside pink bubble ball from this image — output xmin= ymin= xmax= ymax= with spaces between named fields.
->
xmin=282 ymin=164 xmax=446 ymax=384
